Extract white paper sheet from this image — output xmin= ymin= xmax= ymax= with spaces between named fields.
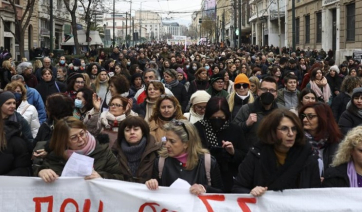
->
xmin=169 ymin=178 xmax=191 ymax=189
xmin=61 ymin=152 xmax=94 ymax=177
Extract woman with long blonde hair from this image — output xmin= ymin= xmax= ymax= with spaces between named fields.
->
xmin=323 ymin=126 xmax=362 ymax=187
xmin=145 ymin=119 xmax=223 ymax=194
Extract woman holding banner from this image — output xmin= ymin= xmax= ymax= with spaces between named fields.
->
xmin=145 ymin=120 xmax=224 ymax=195
xmin=232 ymin=109 xmax=320 ymax=196
xmin=323 ymin=126 xmax=362 ymax=187
xmin=36 ymin=116 xmax=124 ymax=182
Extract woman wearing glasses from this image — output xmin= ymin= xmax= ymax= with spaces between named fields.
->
xmin=98 ymin=96 xmax=137 ymax=147
xmin=183 ymin=90 xmax=211 ymax=124
xmin=148 ymin=95 xmax=186 ymax=143
xmin=232 ymin=108 xmax=320 ymax=195
xmin=145 ymin=120 xmax=223 ymax=194
xmin=299 ymin=102 xmax=342 ymax=177
xmin=338 ymin=88 xmax=362 ymax=135
xmin=36 ymin=116 xmax=123 ymax=182
xmin=65 ymin=73 xmax=85 ymax=100
xmin=195 ymin=97 xmax=247 ymax=192
xmin=228 ymin=74 xmax=255 ymax=120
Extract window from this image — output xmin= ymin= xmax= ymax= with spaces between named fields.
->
xmin=305 ymin=15 xmax=310 ymax=43
xmin=346 ymin=3 xmax=355 ymax=41
xmin=295 ymin=18 xmax=300 ymax=44
xmin=57 ymin=0 xmax=61 ymax=9
xmin=316 ymin=12 xmax=322 ymax=43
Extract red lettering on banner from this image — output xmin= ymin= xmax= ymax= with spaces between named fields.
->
xmin=198 ymin=195 xmax=225 ymax=212
xmin=33 ymin=196 xmax=54 ymax=212
xmin=139 ymin=202 xmax=159 ymax=212
xmin=237 ymin=198 xmax=257 ymax=212
xmin=138 ymin=202 xmax=176 ymax=212
xmin=98 ymin=200 xmax=103 ymax=212
xmin=83 ymin=199 xmax=91 ymax=212
xmin=60 ymin=198 xmax=79 ymax=212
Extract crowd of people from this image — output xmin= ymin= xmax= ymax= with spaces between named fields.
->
xmin=1 ymin=43 xmax=362 ymax=197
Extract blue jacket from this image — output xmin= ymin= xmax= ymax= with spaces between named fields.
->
xmin=26 ymin=85 xmax=46 ymax=124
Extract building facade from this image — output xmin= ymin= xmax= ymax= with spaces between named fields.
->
xmin=135 ymin=10 xmax=162 ymax=41
xmin=287 ymin=0 xmax=361 ymax=63
xmin=163 ymin=22 xmax=182 ymax=37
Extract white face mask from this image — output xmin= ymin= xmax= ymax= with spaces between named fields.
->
xmin=74 ymin=66 xmax=79 ymax=71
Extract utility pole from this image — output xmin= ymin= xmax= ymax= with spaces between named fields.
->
xmin=126 ymin=12 xmax=128 ymax=47
xmin=50 ymin=0 xmax=53 ymax=52
xmin=130 ymin=0 xmax=132 ymax=47
xmin=292 ymin=0 xmax=296 ymax=51
xmin=222 ymin=10 xmax=225 ymax=42
xmin=139 ymin=2 xmax=142 ymax=42
xmin=132 ymin=17 xmax=135 ymax=46
xmin=238 ymin=0 xmax=241 ymax=48
xmin=233 ymin=0 xmax=237 ymax=48
xmin=215 ymin=4 xmax=217 ymax=44
xmin=113 ymin=0 xmax=115 ymax=47
xmin=277 ymin=0 xmax=281 ymax=52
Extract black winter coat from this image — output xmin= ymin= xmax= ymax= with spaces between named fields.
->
xmin=232 ymin=142 xmax=321 ymax=193
xmin=326 ymin=74 xmax=343 ymax=97
xmin=331 ymin=92 xmax=350 ymax=122
xmin=35 ymin=80 xmax=66 ymax=103
xmin=153 ymin=155 xmax=224 ymax=193
xmin=194 ymin=122 xmax=248 ymax=192
xmin=231 ymin=94 xmax=250 ymax=120
xmin=323 ymin=163 xmax=350 ymax=187
xmin=0 ymin=121 xmax=32 ymax=176
xmin=188 ymin=80 xmax=210 ymax=97
xmin=338 ymin=110 xmax=362 ymax=135
xmin=169 ymin=83 xmax=188 ymax=112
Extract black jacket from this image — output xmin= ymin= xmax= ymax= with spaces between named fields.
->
xmin=231 ymin=94 xmax=250 ymax=120
xmin=338 ymin=110 xmax=362 ymax=135
xmin=194 ymin=122 xmax=248 ymax=192
xmin=169 ymin=83 xmax=188 ymax=112
xmin=0 ymin=121 xmax=32 ymax=176
xmin=331 ymin=92 xmax=350 ymax=122
xmin=326 ymin=74 xmax=342 ymax=97
xmin=153 ymin=155 xmax=224 ymax=193
xmin=232 ymin=142 xmax=321 ymax=193
xmin=188 ymin=80 xmax=210 ymax=97
xmin=33 ymin=119 xmax=54 ymax=153
xmin=35 ymin=80 xmax=66 ymax=103
xmin=322 ymin=163 xmax=349 ymax=187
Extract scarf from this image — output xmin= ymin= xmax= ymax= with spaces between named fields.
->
xmin=235 ymin=91 xmax=250 ymax=100
xmin=65 ymin=131 xmax=96 ymax=158
xmin=310 ymin=78 xmax=331 ymax=103
xmin=357 ymin=110 xmax=362 ymax=119
xmin=104 ymin=112 xmax=127 ymax=128
xmin=175 ymin=153 xmax=188 ymax=167
xmin=121 ymin=137 xmax=147 ymax=177
xmin=186 ymin=107 xmax=204 ymax=123
xmin=165 ymin=79 xmax=179 ymax=89
xmin=145 ymin=99 xmax=156 ymax=122
xmin=304 ymin=131 xmax=328 ymax=156
xmin=347 ymin=160 xmax=359 ymax=187
xmin=198 ymin=119 xmax=229 ymax=147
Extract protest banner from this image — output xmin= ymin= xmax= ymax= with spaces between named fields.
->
xmin=0 ymin=176 xmax=361 ymax=212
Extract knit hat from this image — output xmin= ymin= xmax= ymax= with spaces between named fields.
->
xmin=234 ymin=73 xmax=250 ymax=88
xmin=352 ymin=87 xmax=362 ymax=97
xmin=73 ymin=58 xmax=81 ymax=66
xmin=164 ymin=69 xmax=178 ymax=79
xmin=190 ymin=90 xmax=211 ymax=105
xmin=176 ymin=67 xmax=185 ymax=75
xmin=330 ymin=65 xmax=340 ymax=74
xmin=0 ymin=91 xmax=15 ymax=107
xmin=67 ymin=72 xmax=84 ymax=84
xmin=209 ymin=73 xmax=223 ymax=85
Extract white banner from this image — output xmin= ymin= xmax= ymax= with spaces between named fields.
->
xmin=0 ymin=176 xmax=361 ymax=212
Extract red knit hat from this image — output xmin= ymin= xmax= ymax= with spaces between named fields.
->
xmin=234 ymin=74 xmax=250 ymax=88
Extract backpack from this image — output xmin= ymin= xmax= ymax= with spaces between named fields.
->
xmin=158 ymin=153 xmax=211 ymax=186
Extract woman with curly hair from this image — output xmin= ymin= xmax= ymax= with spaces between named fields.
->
xmin=323 ymin=126 xmax=362 ymax=187
xmin=148 ymin=95 xmax=186 ymax=143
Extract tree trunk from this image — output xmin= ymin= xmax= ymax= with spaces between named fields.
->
xmin=71 ymin=14 xmax=80 ymax=55
xmin=19 ymin=30 xmax=25 ymax=59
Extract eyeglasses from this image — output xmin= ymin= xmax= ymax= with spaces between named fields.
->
xmin=75 ymin=81 xmax=85 ymax=84
xmin=69 ymin=130 xmax=87 ymax=143
xmin=300 ymin=113 xmax=318 ymax=121
xmin=194 ymin=105 xmax=206 ymax=110
xmin=235 ymin=83 xmax=249 ymax=89
xmin=172 ymin=120 xmax=189 ymax=140
xmin=109 ymin=103 xmax=123 ymax=108
xmin=277 ymin=126 xmax=297 ymax=134
xmin=259 ymin=87 xmax=277 ymax=94
xmin=215 ymin=80 xmax=224 ymax=84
